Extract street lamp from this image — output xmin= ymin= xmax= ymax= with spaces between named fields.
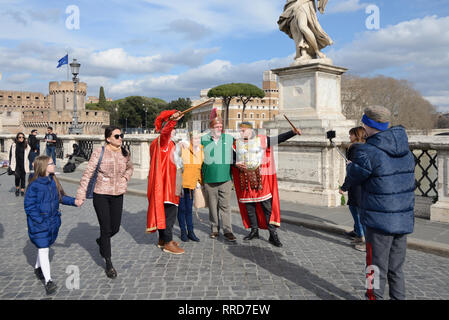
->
xmin=144 ymin=106 xmax=148 ymax=133
xmin=125 ymin=117 xmax=128 ymax=133
xmin=68 ymin=59 xmax=83 ymax=134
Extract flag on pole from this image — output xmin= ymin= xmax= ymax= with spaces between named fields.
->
xmin=57 ymin=54 xmax=68 ymax=68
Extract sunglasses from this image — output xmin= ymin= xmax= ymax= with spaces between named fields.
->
xmin=18 ymin=136 xmax=24 ymax=139
xmin=113 ymin=134 xmax=124 ymax=140
xmin=47 ymin=162 xmax=55 ymax=166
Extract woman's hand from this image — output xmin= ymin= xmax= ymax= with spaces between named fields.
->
xmin=338 ymin=188 xmax=345 ymax=195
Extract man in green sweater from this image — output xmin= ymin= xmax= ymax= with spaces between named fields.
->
xmin=201 ymin=116 xmax=236 ymax=242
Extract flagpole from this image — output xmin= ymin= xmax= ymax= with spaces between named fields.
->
xmin=66 ymin=53 xmax=69 ymax=81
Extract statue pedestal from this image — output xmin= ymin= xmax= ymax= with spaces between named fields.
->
xmin=265 ymin=63 xmax=355 ymax=137
xmin=265 ymin=63 xmax=356 ymax=207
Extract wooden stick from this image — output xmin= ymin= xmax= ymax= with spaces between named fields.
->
xmin=179 ymin=98 xmax=215 ymax=116
xmin=283 ymin=114 xmax=298 ymax=131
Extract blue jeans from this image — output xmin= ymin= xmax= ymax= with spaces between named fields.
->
xmin=178 ymin=188 xmax=194 ymax=232
xmin=46 ymin=146 xmax=56 ymax=166
xmin=349 ymin=205 xmax=366 ymax=237
xmin=29 ymin=150 xmax=38 ymax=171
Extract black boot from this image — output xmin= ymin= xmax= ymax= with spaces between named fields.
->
xmin=15 ymin=189 xmax=20 ymax=197
xmin=105 ymin=258 xmax=117 ymax=279
xmin=180 ymin=229 xmax=189 ymax=242
xmin=268 ymin=230 xmax=283 ymax=247
xmin=244 ymin=228 xmax=259 ymax=240
xmin=187 ymin=229 xmax=200 ymax=242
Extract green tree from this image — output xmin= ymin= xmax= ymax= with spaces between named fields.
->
xmin=166 ymin=98 xmax=192 ymax=127
xmin=98 ymin=86 xmax=107 ymax=109
xmin=207 ymin=83 xmax=265 ymax=128
xmin=234 ymin=83 xmax=265 ymax=118
xmin=115 ymin=96 xmax=168 ymax=130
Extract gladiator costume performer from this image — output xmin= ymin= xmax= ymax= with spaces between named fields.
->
xmin=232 ymin=122 xmax=300 ymax=247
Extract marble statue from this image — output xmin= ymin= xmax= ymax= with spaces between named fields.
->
xmin=278 ymin=0 xmax=333 ymax=65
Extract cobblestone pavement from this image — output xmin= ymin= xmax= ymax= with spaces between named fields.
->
xmin=1 ymin=174 xmax=449 ymax=300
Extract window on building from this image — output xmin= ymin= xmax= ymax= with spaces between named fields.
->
xmin=262 ymin=113 xmax=265 ymax=119
xmin=237 ymin=113 xmax=241 ymax=119
xmin=256 ymin=114 xmax=260 ymax=118
xmin=250 ymin=113 xmax=254 ymax=119
xmin=17 ymin=96 xmax=21 ymax=99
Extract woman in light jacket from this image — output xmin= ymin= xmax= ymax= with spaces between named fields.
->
xmin=76 ymin=126 xmax=133 ymax=279
xmin=10 ymin=132 xmax=31 ymax=196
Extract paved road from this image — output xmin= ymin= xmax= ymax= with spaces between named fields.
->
xmin=1 ymin=174 xmax=448 ymax=300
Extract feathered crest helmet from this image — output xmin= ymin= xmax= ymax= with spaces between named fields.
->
xmin=209 ymin=107 xmax=223 ymax=128
xmin=154 ymin=110 xmax=177 ymax=133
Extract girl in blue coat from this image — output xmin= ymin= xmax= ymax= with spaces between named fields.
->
xmin=24 ymin=155 xmax=81 ymax=294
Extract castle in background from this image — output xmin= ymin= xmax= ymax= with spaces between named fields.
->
xmin=0 ymin=81 xmax=110 ymax=135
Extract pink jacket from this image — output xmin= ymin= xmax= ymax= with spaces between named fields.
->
xmin=76 ymin=146 xmax=134 ymax=200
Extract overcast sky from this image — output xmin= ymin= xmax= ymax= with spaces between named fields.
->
xmin=1 ymin=0 xmax=449 ymax=112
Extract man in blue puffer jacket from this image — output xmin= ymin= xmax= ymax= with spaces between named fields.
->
xmin=342 ymin=105 xmax=415 ymax=300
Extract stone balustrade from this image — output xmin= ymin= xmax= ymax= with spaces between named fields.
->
xmin=0 ymin=132 xmax=448 ymax=223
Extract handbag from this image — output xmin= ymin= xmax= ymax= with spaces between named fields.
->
xmin=86 ymin=147 xmax=105 ymax=199
xmin=193 ymin=183 xmax=208 ymax=209
xmin=7 ymin=167 xmax=14 ymax=175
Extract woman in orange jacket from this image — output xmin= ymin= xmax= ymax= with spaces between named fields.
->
xmin=177 ymin=130 xmax=204 ymax=242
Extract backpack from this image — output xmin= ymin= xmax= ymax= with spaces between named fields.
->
xmin=63 ymin=161 xmax=76 ymax=173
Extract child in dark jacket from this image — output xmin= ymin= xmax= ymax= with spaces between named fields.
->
xmin=24 ymin=155 xmax=81 ymax=295
xmin=340 ymin=127 xmax=367 ymax=252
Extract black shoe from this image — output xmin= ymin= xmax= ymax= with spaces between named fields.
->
xmin=45 ymin=280 xmax=57 ymax=295
xmin=21 ymin=190 xmax=25 ymax=196
xmin=15 ymin=189 xmax=19 ymax=197
xmin=105 ymin=267 xmax=117 ymax=279
xmin=180 ymin=230 xmax=189 ymax=242
xmin=187 ymin=230 xmax=200 ymax=242
xmin=268 ymin=232 xmax=283 ymax=247
xmin=105 ymin=258 xmax=117 ymax=279
xmin=243 ymin=229 xmax=259 ymax=240
xmin=34 ymin=267 xmax=44 ymax=280
xmin=224 ymin=232 xmax=237 ymax=242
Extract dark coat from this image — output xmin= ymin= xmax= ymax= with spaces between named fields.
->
xmin=24 ymin=175 xmax=76 ymax=248
xmin=341 ymin=143 xmax=363 ymax=207
xmin=343 ymin=126 xmax=415 ymax=235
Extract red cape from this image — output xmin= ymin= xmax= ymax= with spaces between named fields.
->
xmin=232 ymin=135 xmax=281 ymax=229
xmin=146 ymin=120 xmax=179 ymax=233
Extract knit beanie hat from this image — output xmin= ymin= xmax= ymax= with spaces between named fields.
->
xmin=361 ymin=105 xmax=391 ymax=131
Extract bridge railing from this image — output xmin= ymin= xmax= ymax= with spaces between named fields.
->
xmin=0 ymin=132 xmax=448 ymax=223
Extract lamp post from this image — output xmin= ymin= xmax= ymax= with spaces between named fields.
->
xmin=144 ymin=106 xmax=148 ymax=133
xmin=68 ymin=59 xmax=83 ymax=134
xmin=114 ymin=106 xmax=118 ymax=126
xmin=125 ymin=117 xmax=128 ymax=133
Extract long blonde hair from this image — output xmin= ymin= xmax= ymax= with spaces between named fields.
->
xmin=27 ymin=155 xmax=66 ymax=201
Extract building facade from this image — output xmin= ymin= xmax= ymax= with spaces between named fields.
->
xmin=189 ymin=71 xmax=279 ymax=131
xmin=0 ymin=81 xmax=109 ymax=135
